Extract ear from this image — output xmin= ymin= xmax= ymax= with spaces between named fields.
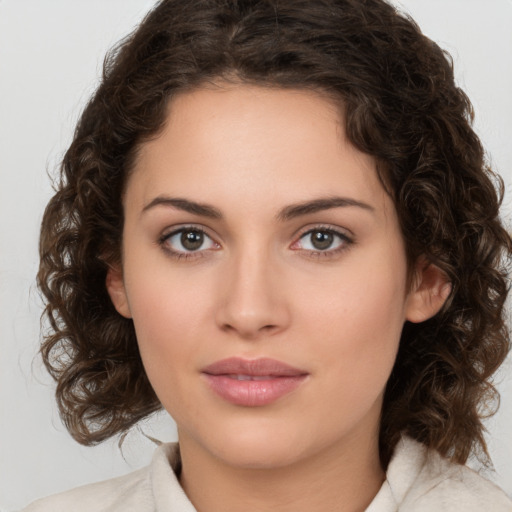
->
xmin=405 ymin=259 xmax=451 ymax=323
xmin=106 ymin=265 xmax=132 ymax=318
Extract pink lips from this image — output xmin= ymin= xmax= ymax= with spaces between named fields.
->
xmin=201 ymin=357 xmax=308 ymax=407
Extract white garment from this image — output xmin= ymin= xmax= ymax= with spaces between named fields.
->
xmin=22 ymin=437 xmax=512 ymax=511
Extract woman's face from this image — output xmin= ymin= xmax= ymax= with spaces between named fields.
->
xmin=108 ymin=84 xmax=441 ymax=470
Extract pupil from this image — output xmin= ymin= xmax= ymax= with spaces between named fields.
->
xmin=181 ymin=230 xmax=203 ymax=251
xmin=311 ymin=231 xmax=333 ymax=250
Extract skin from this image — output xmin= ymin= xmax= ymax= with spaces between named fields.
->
xmin=107 ymin=84 xmax=449 ymax=512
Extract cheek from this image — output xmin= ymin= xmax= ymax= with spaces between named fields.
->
xmin=296 ymin=249 xmax=407 ymax=388
xmin=130 ymin=280 xmax=205 ymax=334
xmin=122 ymin=257 xmax=216 ymax=375
xmin=124 ymin=271 xmax=215 ymax=422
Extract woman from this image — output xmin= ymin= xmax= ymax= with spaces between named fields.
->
xmin=23 ymin=0 xmax=512 ymax=510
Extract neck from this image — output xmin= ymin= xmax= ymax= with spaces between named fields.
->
xmin=178 ymin=429 xmax=384 ymax=512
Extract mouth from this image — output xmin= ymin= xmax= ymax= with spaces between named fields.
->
xmin=201 ymin=357 xmax=309 ymax=407
xmin=224 ymin=374 xmax=279 ymax=381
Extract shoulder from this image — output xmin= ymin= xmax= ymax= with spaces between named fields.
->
xmin=387 ymin=437 xmax=512 ymax=512
xmin=21 ymin=443 xmax=185 ymax=512
xmin=21 ymin=466 xmax=151 ymax=512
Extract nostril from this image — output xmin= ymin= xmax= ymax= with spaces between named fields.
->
xmin=220 ymin=321 xmax=280 ymax=339
xmin=214 ymin=267 xmax=290 ymax=338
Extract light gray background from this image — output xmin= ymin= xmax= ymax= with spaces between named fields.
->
xmin=1 ymin=1 xmax=511 ymax=510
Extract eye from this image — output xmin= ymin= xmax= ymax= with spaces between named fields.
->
xmin=293 ymin=228 xmax=352 ymax=253
xmin=160 ymin=227 xmax=219 ymax=255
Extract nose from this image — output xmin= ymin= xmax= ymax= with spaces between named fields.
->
xmin=215 ymin=247 xmax=291 ymax=340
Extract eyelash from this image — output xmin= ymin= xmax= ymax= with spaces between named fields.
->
xmin=158 ymin=225 xmax=354 ymax=261
xmin=291 ymin=226 xmax=354 ymax=259
xmin=158 ymin=226 xmax=218 ymax=261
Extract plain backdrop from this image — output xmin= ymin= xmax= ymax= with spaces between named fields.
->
xmin=1 ymin=1 xmax=511 ymax=510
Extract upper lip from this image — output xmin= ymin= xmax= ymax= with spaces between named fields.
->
xmin=202 ymin=357 xmax=308 ymax=377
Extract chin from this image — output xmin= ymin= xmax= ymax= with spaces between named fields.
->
xmin=216 ymin=440 xmax=305 ymax=470
xmin=228 ymin=421 xmax=338 ymax=471
xmin=190 ymin=416 xmax=311 ymax=469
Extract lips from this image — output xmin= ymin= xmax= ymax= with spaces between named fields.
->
xmin=201 ymin=357 xmax=308 ymax=407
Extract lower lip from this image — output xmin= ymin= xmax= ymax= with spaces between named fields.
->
xmin=203 ymin=374 xmax=307 ymax=406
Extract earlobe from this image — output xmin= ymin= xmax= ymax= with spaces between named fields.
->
xmin=106 ymin=265 xmax=132 ymax=318
xmin=405 ymin=259 xmax=451 ymax=324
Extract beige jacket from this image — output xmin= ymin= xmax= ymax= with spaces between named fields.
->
xmin=22 ymin=437 xmax=512 ymax=511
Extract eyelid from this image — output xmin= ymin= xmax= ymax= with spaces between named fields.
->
xmin=291 ymin=223 xmax=354 ymax=242
xmin=157 ymin=223 xmax=354 ymax=260
xmin=159 ymin=224 xmax=211 ymax=242
xmin=158 ymin=224 xmax=221 ymax=258
xmin=289 ymin=224 xmax=354 ymax=255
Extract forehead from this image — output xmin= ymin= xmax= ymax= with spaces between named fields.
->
xmin=129 ymin=84 xmax=391 ymax=216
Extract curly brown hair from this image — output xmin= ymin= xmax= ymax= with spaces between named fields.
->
xmin=38 ymin=0 xmax=511 ymax=467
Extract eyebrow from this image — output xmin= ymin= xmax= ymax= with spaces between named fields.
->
xmin=277 ymin=196 xmax=375 ymax=221
xmin=142 ymin=197 xmax=222 ymax=219
xmin=141 ymin=195 xmax=374 ymax=220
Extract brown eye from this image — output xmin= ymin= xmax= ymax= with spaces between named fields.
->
xmin=294 ymin=228 xmax=351 ymax=253
xmin=310 ymin=230 xmax=334 ymax=250
xmin=161 ymin=227 xmax=218 ymax=254
xmin=181 ymin=230 xmax=204 ymax=251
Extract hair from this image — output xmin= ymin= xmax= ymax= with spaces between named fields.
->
xmin=38 ymin=0 xmax=511 ymax=467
